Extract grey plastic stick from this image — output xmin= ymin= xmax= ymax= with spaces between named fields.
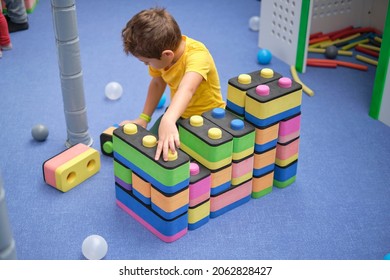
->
xmin=51 ymin=0 xmax=93 ymax=147
xmin=0 ymin=172 xmax=17 ymax=260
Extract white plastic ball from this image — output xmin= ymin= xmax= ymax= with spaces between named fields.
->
xmin=105 ymin=81 xmax=123 ymax=100
xmin=31 ymin=124 xmax=49 ymax=141
xmin=249 ymin=16 xmax=260 ymax=31
xmin=82 ymin=235 xmax=108 ymax=260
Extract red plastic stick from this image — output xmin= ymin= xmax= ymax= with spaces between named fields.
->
xmin=307 ymin=58 xmax=368 ymax=71
xmin=307 ymin=61 xmax=337 ymax=68
xmin=355 ymin=45 xmax=379 ymax=57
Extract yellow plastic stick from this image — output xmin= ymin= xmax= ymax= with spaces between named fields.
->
xmin=290 ymin=65 xmax=314 ymax=97
xmin=355 ymin=55 xmax=378 ymax=66
xmin=341 ymin=38 xmax=369 ymax=50
xmin=374 ymin=36 xmax=382 ymax=43
xmin=358 ymin=44 xmax=380 ymax=52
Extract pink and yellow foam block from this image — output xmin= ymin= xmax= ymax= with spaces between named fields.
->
xmin=43 ymin=143 xmax=101 ymax=192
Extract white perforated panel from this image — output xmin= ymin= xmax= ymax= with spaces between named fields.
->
xmin=259 ymin=0 xmax=304 ymax=67
xmin=310 ymin=0 xmax=366 ymax=34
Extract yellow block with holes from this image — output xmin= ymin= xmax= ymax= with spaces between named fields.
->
xmin=54 ymin=148 xmax=100 ymax=192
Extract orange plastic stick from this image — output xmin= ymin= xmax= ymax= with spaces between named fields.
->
xmin=309 ymin=36 xmax=330 ymax=45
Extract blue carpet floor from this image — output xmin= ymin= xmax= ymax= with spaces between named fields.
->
xmin=0 ymin=0 xmax=389 ymax=260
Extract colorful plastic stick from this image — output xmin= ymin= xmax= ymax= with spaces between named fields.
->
xmin=306 ymin=58 xmax=368 ymax=71
xmin=290 ymin=65 xmax=314 ymax=97
xmin=355 ymin=45 xmax=379 ymax=57
xmin=355 ymin=55 xmax=378 ymax=66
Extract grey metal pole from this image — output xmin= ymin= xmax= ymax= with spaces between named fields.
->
xmin=51 ymin=0 xmax=93 ymax=147
xmin=0 ymin=172 xmax=17 ymax=260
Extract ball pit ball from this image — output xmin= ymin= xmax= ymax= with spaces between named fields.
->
xmin=325 ymin=45 xmax=338 ymax=59
xmin=257 ymin=49 xmax=272 ymax=65
xmin=105 ymin=81 xmax=123 ymax=100
xmin=249 ymin=16 xmax=260 ymax=31
xmin=82 ymin=235 xmax=108 ymax=260
xmin=384 ymin=252 xmax=390 ymax=260
xmin=157 ymin=94 xmax=167 ymax=109
xmin=31 ymin=124 xmax=49 ymax=141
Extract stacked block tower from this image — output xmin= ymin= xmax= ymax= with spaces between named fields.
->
xmin=109 ymin=68 xmax=302 ymax=242
xmin=227 ymin=68 xmax=302 ymax=190
xmin=112 ymin=123 xmax=191 ymax=242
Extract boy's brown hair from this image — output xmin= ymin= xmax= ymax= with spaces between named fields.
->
xmin=122 ymin=7 xmax=182 ymax=59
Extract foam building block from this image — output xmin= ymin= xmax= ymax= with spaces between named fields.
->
xmin=273 ymin=113 xmax=302 ymax=188
xmin=100 ymin=124 xmax=119 ymax=157
xmin=110 ymin=67 xmax=304 ymax=242
xmin=116 ymin=186 xmax=188 ymax=243
xmin=114 ymin=159 xmax=132 ymax=191
xmin=178 ymin=115 xmax=233 ymax=195
xmin=254 ymin=122 xmax=280 ymax=153
xmin=43 ymin=143 xmax=101 ymax=192
xmin=131 ymin=172 xmax=150 ymax=205
xmin=113 ymin=124 xmax=190 ymax=194
xmin=202 ymin=108 xmax=255 ymax=186
xmin=188 ymin=161 xmax=211 ymax=230
xmin=227 ymin=68 xmax=282 ymax=117
xmin=112 ymin=123 xmax=190 ymax=242
xmin=278 ymin=113 xmax=301 ymax=143
xmin=274 ymin=160 xmax=298 ymax=188
xmin=210 ymin=178 xmax=252 ymax=218
xmin=245 ymin=77 xmax=302 ymax=127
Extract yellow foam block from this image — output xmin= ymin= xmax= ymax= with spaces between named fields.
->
xmin=54 ymin=148 xmax=100 ymax=192
xmin=275 ymin=153 xmax=298 ymax=167
xmin=245 ymin=89 xmax=302 ymax=119
xmin=188 ymin=200 xmax=210 ymax=224
xmin=227 ymin=84 xmax=246 ymax=107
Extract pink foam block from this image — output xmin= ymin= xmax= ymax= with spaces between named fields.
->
xmin=189 ymin=176 xmax=211 ymax=200
xmin=232 ymin=156 xmax=254 ymax=178
xmin=210 ymin=179 xmax=252 ymax=212
xmin=116 ymin=200 xmax=187 ymax=243
xmin=276 ymin=138 xmax=300 ymax=160
xmin=278 ymin=131 xmax=300 ymax=143
xmin=43 ymin=143 xmax=90 ymax=188
xmin=278 ymin=114 xmax=301 ymax=137
xmin=189 ymin=192 xmax=210 ymax=207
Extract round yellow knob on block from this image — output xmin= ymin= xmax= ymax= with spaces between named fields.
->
xmin=142 ymin=135 xmax=157 ymax=148
xmin=190 ymin=115 xmax=204 ymax=127
xmin=123 ymin=123 xmax=137 ymax=135
xmin=167 ymin=150 xmax=178 ymax=161
xmin=238 ymin=74 xmax=251 ymax=84
xmin=208 ymin=127 xmax=222 ymax=140
xmin=260 ymin=68 xmax=274 ymax=79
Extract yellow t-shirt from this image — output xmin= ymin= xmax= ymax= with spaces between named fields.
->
xmin=149 ymin=36 xmax=225 ymax=119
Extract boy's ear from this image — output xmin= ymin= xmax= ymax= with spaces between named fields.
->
xmin=161 ymin=50 xmax=174 ymax=58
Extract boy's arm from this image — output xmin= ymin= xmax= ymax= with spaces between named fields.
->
xmin=120 ymin=76 xmax=166 ymax=128
xmin=155 ymin=71 xmax=203 ymax=161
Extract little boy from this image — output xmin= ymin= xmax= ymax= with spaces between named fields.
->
xmin=121 ymin=7 xmax=225 ymax=161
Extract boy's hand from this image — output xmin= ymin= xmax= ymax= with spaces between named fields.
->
xmin=155 ymin=116 xmax=180 ymax=161
xmin=119 ymin=118 xmax=148 ymax=128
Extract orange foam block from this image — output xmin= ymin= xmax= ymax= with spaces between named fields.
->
xmin=43 ymin=143 xmax=101 ymax=192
